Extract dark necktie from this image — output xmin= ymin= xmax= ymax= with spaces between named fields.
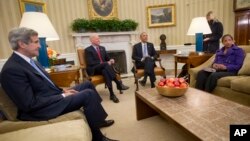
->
xmin=30 ymin=59 xmax=55 ymax=86
xmin=96 ymin=47 xmax=103 ymax=63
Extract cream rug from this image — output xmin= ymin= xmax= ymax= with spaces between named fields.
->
xmin=97 ymin=76 xmax=195 ymax=141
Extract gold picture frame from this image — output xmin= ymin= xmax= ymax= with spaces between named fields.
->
xmin=147 ymin=4 xmax=176 ymax=28
xmin=234 ymin=0 xmax=250 ymax=11
xmin=19 ymin=0 xmax=46 ymax=14
xmin=87 ymin=0 xmax=118 ymax=19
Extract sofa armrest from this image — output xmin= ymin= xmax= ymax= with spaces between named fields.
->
xmin=189 ymin=55 xmax=215 ymax=87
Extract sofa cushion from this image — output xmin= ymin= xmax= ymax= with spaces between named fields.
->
xmin=231 ymin=77 xmax=250 ymax=95
xmin=0 ymin=84 xmax=17 ymax=121
xmin=217 ymin=76 xmax=243 ymax=88
xmin=0 ymin=110 xmax=85 ymax=134
xmin=0 ymin=119 xmax=92 ymax=141
xmin=238 ymin=53 xmax=250 ymax=76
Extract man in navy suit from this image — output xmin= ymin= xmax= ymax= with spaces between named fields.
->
xmin=132 ymin=32 xmax=158 ymax=88
xmin=85 ymin=34 xmax=129 ymax=103
xmin=0 ymin=27 xmax=117 ymax=141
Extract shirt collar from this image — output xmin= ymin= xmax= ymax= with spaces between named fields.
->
xmin=14 ymin=51 xmax=32 ymax=64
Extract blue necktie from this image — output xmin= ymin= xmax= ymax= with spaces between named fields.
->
xmin=30 ymin=59 xmax=55 ymax=86
xmin=143 ymin=44 xmax=148 ymax=57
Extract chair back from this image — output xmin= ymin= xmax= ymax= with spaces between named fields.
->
xmin=77 ymin=48 xmax=86 ymax=68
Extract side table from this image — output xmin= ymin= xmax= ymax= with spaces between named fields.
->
xmin=156 ymin=49 xmax=177 ymax=57
xmin=48 ymin=66 xmax=80 ymax=87
xmin=174 ymin=53 xmax=213 ymax=77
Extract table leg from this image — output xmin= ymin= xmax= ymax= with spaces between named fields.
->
xmin=135 ymin=94 xmax=158 ymax=120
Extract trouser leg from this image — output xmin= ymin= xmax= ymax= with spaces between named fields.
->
xmin=205 ymin=72 xmax=236 ymax=92
xmin=195 ymin=70 xmax=211 ymax=90
xmin=144 ymin=57 xmax=156 ymax=86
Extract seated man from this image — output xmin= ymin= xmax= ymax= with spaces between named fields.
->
xmin=0 ymin=27 xmax=117 ymax=141
xmin=85 ymin=33 xmax=129 ymax=103
xmin=195 ymin=34 xmax=244 ymax=92
xmin=132 ymin=32 xmax=157 ymax=88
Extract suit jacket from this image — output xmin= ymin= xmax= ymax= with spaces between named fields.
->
xmin=203 ymin=20 xmax=223 ymax=53
xmin=0 ymin=53 xmax=71 ymax=121
xmin=85 ymin=45 xmax=110 ymax=75
xmin=132 ymin=42 xmax=157 ymax=68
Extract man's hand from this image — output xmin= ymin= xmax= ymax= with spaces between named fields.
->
xmin=110 ymin=59 xmax=115 ymax=64
xmin=141 ymin=56 xmax=149 ymax=62
xmin=63 ymin=89 xmax=79 ymax=97
xmin=203 ymin=38 xmax=210 ymax=42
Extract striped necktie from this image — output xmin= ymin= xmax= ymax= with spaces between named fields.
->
xmin=96 ymin=47 xmax=103 ymax=63
xmin=30 ymin=59 xmax=55 ymax=86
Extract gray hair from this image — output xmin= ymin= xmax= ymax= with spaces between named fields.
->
xmin=8 ymin=27 xmax=38 ymax=50
xmin=89 ymin=33 xmax=98 ymax=41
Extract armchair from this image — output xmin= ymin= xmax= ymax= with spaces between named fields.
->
xmin=77 ymin=48 xmax=123 ymax=94
xmin=132 ymin=58 xmax=166 ymax=91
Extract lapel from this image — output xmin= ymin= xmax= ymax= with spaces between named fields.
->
xmin=90 ymin=46 xmax=99 ymax=59
xmin=12 ymin=54 xmax=59 ymax=90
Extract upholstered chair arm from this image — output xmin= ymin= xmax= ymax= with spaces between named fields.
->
xmin=155 ymin=58 xmax=165 ymax=70
xmin=189 ymin=55 xmax=215 ymax=87
xmin=79 ymin=65 xmax=91 ymax=81
xmin=132 ymin=60 xmax=138 ymax=73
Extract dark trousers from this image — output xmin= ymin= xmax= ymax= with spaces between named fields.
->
xmin=61 ymin=81 xmax=107 ymax=141
xmin=137 ymin=57 xmax=156 ymax=85
xmin=195 ymin=70 xmax=236 ymax=92
xmin=93 ymin=63 xmax=118 ymax=95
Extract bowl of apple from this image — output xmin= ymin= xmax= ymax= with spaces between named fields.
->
xmin=156 ymin=77 xmax=188 ymax=97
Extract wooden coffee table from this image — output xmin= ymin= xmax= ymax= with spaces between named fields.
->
xmin=135 ymin=87 xmax=250 ymax=141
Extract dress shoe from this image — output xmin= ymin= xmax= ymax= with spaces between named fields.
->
xmin=139 ymin=80 xmax=146 ymax=86
xmin=110 ymin=95 xmax=119 ymax=103
xmin=102 ymin=136 xmax=119 ymax=141
xmin=98 ymin=120 xmax=114 ymax=128
xmin=151 ymin=83 xmax=155 ymax=88
xmin=117 ymin=83 xmax=129 ymax=90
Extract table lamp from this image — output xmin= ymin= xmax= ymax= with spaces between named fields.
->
xmin=186 ymin=17 xmax=211 ymax=52
xmin=19 ymin=12 xmax=59 ymax=68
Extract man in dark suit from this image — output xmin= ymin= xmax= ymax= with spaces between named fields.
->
xmin=132 ymin=32 xmax=158 ymax=88
xmin=203 ymin=11 xmax=223 ymax=53
xmin=85 ymin=33 xmax=129 ymax=103
xmin=0 ymin=27 xmax=117 ymax=141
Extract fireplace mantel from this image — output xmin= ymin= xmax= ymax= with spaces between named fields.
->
xmin=72 ymin=31 xmax=138 ymax=75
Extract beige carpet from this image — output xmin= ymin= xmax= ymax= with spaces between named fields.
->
xmin=96 ymin=76 xmax=196 ymax=141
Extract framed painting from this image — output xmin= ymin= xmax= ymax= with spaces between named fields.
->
xmin=147 ymin=4 xmax=176 ymax=28
xmin=87 ymin=0 xmax=118 ymax=19
xmin=234 ymin=0 xmax=250 ymax=11
xmin=19 ymin=0 xmax=46 ymax=14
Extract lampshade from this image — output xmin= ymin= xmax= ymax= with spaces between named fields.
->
xmin=187 ymin=17 xmax=211 ymax=52
xmin=19 ymin=12 xmax=59 ymax=68
xmin=19 ymin=12 xmax=59 ymax=41
xmin=187 ymin=17 xmax=211 ymax=35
